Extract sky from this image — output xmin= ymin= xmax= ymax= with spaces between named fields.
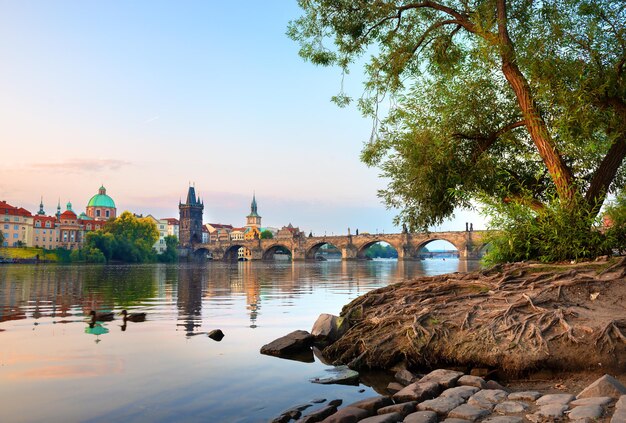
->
xmin=0 ymin=1 xmax=484 ymax=236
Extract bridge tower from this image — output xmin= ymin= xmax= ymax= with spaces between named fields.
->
xmin=179 ymin=185 xmax=204 ymax=248
xmin=245 ymin=193 xmax=261 ymax=229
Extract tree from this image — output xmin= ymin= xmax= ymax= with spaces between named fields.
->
xmin=0 ymin=231 xmax=4 ymax=246
xmin=158 ymin=235 xmax=179 ymax=263
xmin=260 ymin=229 xmax=274 ymax=239
xmin=289 ymin=0 xmax=625 ymax=230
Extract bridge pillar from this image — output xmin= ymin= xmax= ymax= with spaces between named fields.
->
xmin=342 ymin=245 xmax=359 ymax=260
xmin=292 ymin=247 xmax=306 ymax=261
xmin=398 ymin=245 xmax=419 ymax=260
xmin=250 ymin=247 xmax=264 ymax=261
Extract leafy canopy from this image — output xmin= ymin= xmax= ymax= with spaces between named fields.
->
xmin=289 ymin=0 xmax=626 ymax=231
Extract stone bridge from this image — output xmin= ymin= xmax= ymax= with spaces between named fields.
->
xmin=191 ymin=230 xmax=488 ymax=261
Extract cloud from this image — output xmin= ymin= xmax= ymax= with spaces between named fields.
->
xmin=142 ymin=115 xmax=159 ymax=124
xmin=28 ymin=159 xmax=132 ymax=174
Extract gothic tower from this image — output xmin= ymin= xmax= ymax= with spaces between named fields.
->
xmin=245 ymin=193 xmax=262 ymax=229
xmin=179 ymin=185 xmax=204 ymax=248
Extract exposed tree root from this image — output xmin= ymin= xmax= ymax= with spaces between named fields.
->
xmin=322 ymin=257 xmax=626 ymax=374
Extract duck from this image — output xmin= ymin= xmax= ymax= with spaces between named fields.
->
xmin=89 ymin=310 xmax=115 ymax=322
xmin=120 ymin=310 xmax=146 ymax=322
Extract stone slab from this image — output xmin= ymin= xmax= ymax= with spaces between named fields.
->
xmin=299 ymin=405 xmax=338 ymax=423
xmin=393 ymin=381 xmax=441 ymax=403
xmin=618 ymin=395 xmax=626 ymax=409
xmin=320 ymin=406 xmax=371 ymax=423
xmin=358 ymin=412 xmax=403 ymax=423
xmin=467 ymin=390 xmax=508 ymax=410
xmin=442 ymin=419 xmax=472 ymax=423
xmin=532 ymin=404 xmax=569 ymax=419
xmin=403 ymin=410 xmax=438 ymax=423
xmin=482 ymin=417 xmax=523 ymax=423
xmin=441 ymin=386 xmax=481 ymax=400
xmin=458 ymin=375 xmax=487 ymax=389
xmin=536 ymin=393 xmax=575 ymax=406
xmin=348 ymin=396 xmax=393 ymax=413
xmin=448 ymin=404 xmax=490 ymax=422
xmin=493 ymin=401 xmax=529 ymax=414
xmin=567 ymin=404 xmax=604 ymax=420
xmin=377 ymin=402 xmax=416 ymax=417
xmin=419 ymin=369 xmax=464 ymax=389
xmin=418 ymin=396 xmax=465 ymax=415
xmin=570 ymin=396 xmax=613 ymax=407
xmin=507 ymin=391 xmax=541 ymax=401
xmin=577 ymin=375 xmax=626 ymax=400
xmin=395 ymin=369 xmax=419 ymax=386
xmin=260 ymin=330 xmax=313 ymax=356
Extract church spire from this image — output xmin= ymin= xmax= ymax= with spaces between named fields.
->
xmin=37 ymin=196 xmax=45 ymax=215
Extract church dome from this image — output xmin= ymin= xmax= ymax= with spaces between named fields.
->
xmin=87 ymin=186 xmax=116 ymax=209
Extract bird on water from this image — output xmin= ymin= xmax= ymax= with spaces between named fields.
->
xmin=89 ymin=310 xmax=115 ymax=322
xmin=120 ymin=310 xmax=146 ymax=322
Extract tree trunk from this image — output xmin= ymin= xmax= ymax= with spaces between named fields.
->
xmin=585 ymin=137 xmax=626 ymax=213
xmin=496 ymin=0 xmax=576 ymax=204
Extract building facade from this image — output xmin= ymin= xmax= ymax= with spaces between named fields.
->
xmin=1 ymin=201 xmax=33 ymax=247
xmin=86 ymin=186 xmax=117 ymax=221
xmin=179 ymin=186 xmax=204 ymax=248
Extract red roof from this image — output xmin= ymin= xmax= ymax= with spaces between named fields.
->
xmin=34 ymin=215 xmax=57 ymax=224
xmin=60 ymin=210 xmax=77 ymax=219
xmin=207 ymin=223 xmax=233 ymax=229
xmin=0 ymin=201 xmax=33 ymax=217
xmin=201 ymin=226 xmax=209 ymax=233
xmin=163 ymin=218 xmax=179 ymax=225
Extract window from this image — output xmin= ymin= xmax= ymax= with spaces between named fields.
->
xmin=14 ymin=217 xmax=18 ymax=222
xmin=45 ymin=222 xmax=50 ymax=228
xmin=35 ymin=237 xmax=39 ymax=242
xmin=96 ymin=210 xmax=101 ymax=217
xmin=3 ymin=224 xmax=8 ymax=230
xmin=105 ymin=210 xmax=110 ymax=218
xmin=13 ymin=233 xmax=18 ymax=238
xmin=35 ymin=221 xmax=41 ymax=228
xmin=14 ymin=225 xmax=18 ymax=230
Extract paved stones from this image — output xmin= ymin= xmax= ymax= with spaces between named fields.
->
xmin=377 ymin=402 xmax=416 ymax=417
xmin=403 ymin=410 xmax=438 ymax=423
xmin=442 ymin=418 xmax=472 ymax=423
xmin=577 ymin=375 xmax=626 ymax=400
xmin=299 ymin=405 xmax=338 ymax=423
xmin=570 ymin=396 xmax=613 ymax=406
xmin=536 ymin=393 xmax=575 ymax=406
xmin=617 ymin=395 xmax=626 ymax=409
xmin=321 ymin=406 xmax=371 ymax=422
xmin=358 ymin=412 xmax=403 ymax=423
xmin=448 ymin=403 xmax=491 ymax=422
xmin=395 ymin=370 xmax=419 ymax=386
xmin=493 ymin=401 xmax=529 ymax=414
xmin=441 ymin=386 xmax=481 ymax=400
xmin=529 ymin=403 xmax=569 ymax=421
xmin=507 ymin=391 xmax=542 ymax=401
xmin=348 ymin=396 xmax=393 ymax=413
xmin=482 ymin=417 xmax=523 ymax=423
xmin=458 ymin=375 xmax=487 ymax=389
xmin=418 ymin=396 xmax=465 ymax=415
xmin=419 ymin=369 xmax=464 ymax=389
xmin=393 ymin=381 xmax=441 ymax=403
xmin=467 ymin=390 xmax=508 ymax=410
xmin=567 ymin=404 xmax=604 ymax=421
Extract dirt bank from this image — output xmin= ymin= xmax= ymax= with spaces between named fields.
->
xmin=322 ymin=257 xmax=626 ymax=376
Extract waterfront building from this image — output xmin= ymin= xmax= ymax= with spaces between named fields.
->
xmin=179 ymin=186 xmax=204 ymax=248
xmin=202 ymin=226 xmax=210 ymax=244
xmin=85 ymin=186 xmax=117 ymax=221
xmin=277 ymin=223 xmax=303 ymax=239
xmin=57 ymin=202 xmax=84 ymax=250
xmin=32 ymin=209 xmax=58 ymax=250
xmin=143 ymin=215 xmax=169 ymax=253
xmin=0 ymin=201 xmax=33 ymax=247
xmin=205 ymin=223 xmax=233 ymax=242
xmin=244 ymin=226 xmax=261 ymax=240
xmin=164 ymin=218 xmax=180 ymax=239
xmin=230 ymin=227 xmax=246 ymax=241
xmin=245 ymin=193 xmax=261 ymax=229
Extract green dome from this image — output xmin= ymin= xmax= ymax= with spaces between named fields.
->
xmin=87 ymin=186 xmax=116 ymax=209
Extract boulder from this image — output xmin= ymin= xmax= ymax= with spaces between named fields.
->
xmin=321 ymin=406 xmax=371 ymax=422
xmin=577 ymin=375 xmax=626 ymax=400
xmin=299 ymin=405 xmax=338 ymax=423
xmin=448 ymin=403 xmax=491 ymax=422
xmin=404 ymin=410 xmax=438 ymax=423
xmin=260 ymin=330 xmax=313 ymax=357
xmin=359 ymin=413 xmax=404 ymax=423
xmin=393 ymin=381 xmax=441 ymax=403
xmin=377 ymin=402 xmax=417 ymax=417
xmin=419 ymin=369 xmax=464 ymax=389
xmin=347 ymin=396 xmax=393 ymax=413
xmin=311 ymin=314 xmax=348 ymax=346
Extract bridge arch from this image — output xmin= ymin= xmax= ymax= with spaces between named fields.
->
xmin=305 ymin=242 xmax=342 ymax=260
xmin=356 ymin=240 xmax=401 ymax=260
xmin=193 ymin=247 xmax=212 ymax=261
xmin=223 ymin=244 xmax=246 ymax=261
xmin=262 ymin=243 xmax=293 ymax=260
xmin=415 ymin=239 xmax=461 ymax=259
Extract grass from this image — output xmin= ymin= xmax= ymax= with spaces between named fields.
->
xmin=0 ymin=247 xmax=59 ymax=261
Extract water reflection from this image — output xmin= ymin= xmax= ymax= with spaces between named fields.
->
xmin=0 ymin=259 xmax=479 ymax=422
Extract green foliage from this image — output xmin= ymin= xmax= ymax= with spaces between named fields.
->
xmin=290 ymin=0 xmax=626 ymax=232
xmin=604 ymin=193 xmax=626 ymax=255
xmin=365 ymin=243 xmax=398 ymax=259
xmin=158 ymin=235 xmax=179 ymax=263
xmin=260 ymin=230 xmax=274 ymax=239
xmin=0 ymin=231 xmax=4 ymax=245
xmin=481 ymin=192 xmax=611 ymax=264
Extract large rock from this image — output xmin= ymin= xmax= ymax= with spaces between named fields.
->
xmin=320 ymin=406 xmax=371 ymax=422
xmin=311 ymin=314 xmax=348 ymax=346
xmin=347 ymin=396 xmax=393 ymax=413
xmin=567 ymin=405 xmax=604 ymax=421
xmin=393 ymin=381 xmax=441 ymax=403
xmin=311 ymin=366 xmax=359 ymax=385
xmin=377 ymin=402 xmax=417 ymax=417
xmin=467 ymin=389 xmax=508 ymax=410
xmin=260 ymin=330 xmax=313 ymax=357
xmin=358 ymin=413 xmax=403 ymax=423
xmin=418 ymin=396 xmax=465 ymax=415
xmin=419 ymin=369 xmax=464 ymax=389
xmin=577 ymin=375 xmax=626 ymax=400
xmin=404 ymin=410 xmax=438 ymax=423
xmin=299 ymin=405 xmax=338 ymax=423
xmin=448 ymin=404 xmax=491 ymax=422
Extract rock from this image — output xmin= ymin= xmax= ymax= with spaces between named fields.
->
xmin=577 ymin=375 xmax=626 ymax=400
xmin=485 ymin=380 xmax=508 ymax=392
xmin=493 ymin=401 xmax=529 ymax=414
xmin=467 ymin=389 xmax=508 ymax=410
xmin=483 ymin=417 xmax=523 ymax=423
xmin=529 ymin=404 xmax=569 ymax=420
xmin=311 ymin=366 xmax=359 ymax=385
xmin=458 ymin=375 xmax=487 ymax=389
xmin=358 ymin=413 xmax=403 ymax=423
xmin=393 ymin=381 xmax=441 ymax=403
xmin=442 ymin=419 xmax=472 ymax=423
xmin=618 ymin=396 xmax=626 ymax=409
xmin=612 ymin=409 xmax=626 ymax=423
xmin=320 ymin=406 xmax=371 ymax=422
xmin=311 ymin=398 xmax=327 ymax=404
xmin=507 ymin=391 xmax=542 ymax=401
xmin=347 ymin=396 xmax=393 ymax=413
xmin=329 ymin=399 xmax=343 ymax=407
xmin=418 ymin=396 xmax=465 ymax=415
xmin=386 ymin=382 xmax=405 ymax=394
xmin=377 ymin=402 xmax=416 ymax=417
xmin=298 ymin=405 xmax=338 ymax=423
xmin=470 ymin=368 xmax=490 ymax=377
xmin=311 ymin=314 xmax=348 ymax=346
xmin=260 ymin=330 xmax=313 ymax=357
xmin=441 ymin=386 xmax=481 ymax=400
xmin=207 ymin=329 xmax=224 ymax=341
xmin=404 ymin=410 xmax=438 ymax=423
xmin=395 ymin=369 xmax=419 ymax=385
xmin=448 ymin=404 xmax=491 ymax=422
xmin=419 ymin=369 xmax=464 ymax=389
xmin=570 ymin=396 xmax=613 ymax=407
xmin=567 ymin=405 xmax=604 ymax=420
xmin=536 ymin=393 xmax=575 ymax=406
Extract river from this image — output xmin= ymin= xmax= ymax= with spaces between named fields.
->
xmin=0 ymin=259 xmax=479 ymax=422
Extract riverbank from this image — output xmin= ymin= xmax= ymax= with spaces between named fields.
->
xmin=319 ymin=256 xmax=626 ymax=375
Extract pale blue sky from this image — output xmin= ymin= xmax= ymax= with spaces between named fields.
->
xmin=0 ymin=1 xmax=483 ymax=235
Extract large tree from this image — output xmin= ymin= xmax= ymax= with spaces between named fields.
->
xmin=289 ymin=0 xmax=625 ymax=230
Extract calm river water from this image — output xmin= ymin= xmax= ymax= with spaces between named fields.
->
xmin=0 ymin=259 xmax=479 ymax=423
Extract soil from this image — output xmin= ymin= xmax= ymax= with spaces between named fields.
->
xmin=320 ymin=256 xmax=626 ymax=378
